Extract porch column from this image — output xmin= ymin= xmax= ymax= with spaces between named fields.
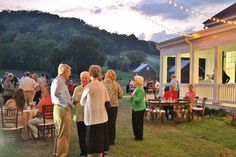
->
xmin=213 ymin=46 xmax=223 ymax=104
xmin=159 ymin=49 xmax=167 ymax=94
xmin=189 ymin=43 xmax=194 ymax=84
xmin=175 ymin=53 xmax=181 ymax=82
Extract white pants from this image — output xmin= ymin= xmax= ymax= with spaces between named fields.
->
xmin=27 ymin=117 xmax=43 ymax=138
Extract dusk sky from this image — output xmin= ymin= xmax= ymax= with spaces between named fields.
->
xmin=0 ymin=0 xmax=235 ymax=42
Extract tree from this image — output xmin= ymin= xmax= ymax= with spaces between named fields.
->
xmin=126 ymin=51 xmax=146 ymax=69
xmin=61 ymin=37 xmax=106 ymax=75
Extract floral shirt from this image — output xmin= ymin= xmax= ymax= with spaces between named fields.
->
xmin=102 ymin=79 xmax=123 ymax=107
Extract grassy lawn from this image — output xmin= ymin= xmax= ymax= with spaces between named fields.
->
xmin=1 ymin=98 xmax=236 ymax=157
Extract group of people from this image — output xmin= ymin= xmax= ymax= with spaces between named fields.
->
xmin=2 ymin=72 xmax=50 ymax=107
xmin=2 ymin=71 xmax=53 ymax=139
xmin=162 ymin=74 xmax=197 ymax=120
xmin=51 ymin=64 xmax=124 ymax=157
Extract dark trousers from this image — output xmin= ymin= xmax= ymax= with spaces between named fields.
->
xmin=132 ymin=109 xmax=145 ymax=140
xmin=34 ymin=91 xmax=41 ymax=105
xmin=164 ymin=106 xmax=174 ymax=120
xmin=3 ymin=95 xmax=12 ymax=104
xmin=106 ymin=106 xmax=118 ymax=145
xmin=76 ymin=121 xmax=87 ymax=155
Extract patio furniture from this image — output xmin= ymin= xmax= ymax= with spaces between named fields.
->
xmin=37 ymin=105 xmax=54 ymax=139
xmin=1 ymin=108 xmax=23 ymax=141
xmin=192 ymin=97 xmax=207 ymax=119
xmin=175 ymin=99 xmax=190 ymax=122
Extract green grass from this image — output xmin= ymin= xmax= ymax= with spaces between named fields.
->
xmin=1 ymin=98 xmax=236 ymax=157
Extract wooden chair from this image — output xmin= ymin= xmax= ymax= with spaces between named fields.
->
xmin=175 ymin=99 xmax=190 ymax=122
xmin=37 ymin=105 xmax=54 ymax=139
xmin=1 ymin=108 xmax=23 ymax=141
xmin=192 ymin=97 xmax=207 ymax=119
xmin=147 ymin=99 xmax=166 ymax=123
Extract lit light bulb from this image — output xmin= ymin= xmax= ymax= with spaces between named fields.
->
xmin=169 ymin=1 xmax=172 ymax=4
xmin=180 ymin=6 xmax=183 ymax=10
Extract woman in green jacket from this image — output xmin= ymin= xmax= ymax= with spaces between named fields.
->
xmin=131 ymin=75 xmax=146 ymax=141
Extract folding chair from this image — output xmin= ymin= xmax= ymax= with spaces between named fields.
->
xmin=37 ymin=105 xmax=54 ymax=139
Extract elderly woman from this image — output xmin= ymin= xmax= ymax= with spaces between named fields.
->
xmin=131 ymin=75 xmax=146 ymax=141
xmin=3 ymin=73 xmax=15 ymax=104
xmin=102 ymin=69 xmax=123 ymax=145
xmin=80 ymin=65 xmax=110 ymax=157
xmin=164 ymin=85 xmax=178 ymax=120
xmin=72 ymin=71 xmax=90 ymax=157
xmin=185 ymin=84 xmax=196 ymax=112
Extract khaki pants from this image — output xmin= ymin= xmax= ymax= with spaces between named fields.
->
xmin=53 ymin=105 xmax=71 ymax=157
xmin=24 ymin=91 xmax=35 ymax=106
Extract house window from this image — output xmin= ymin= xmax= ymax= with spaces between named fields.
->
xmin=224 ymin=51 xmax=236 ymax=83
xmin=147 ymin=66 xmax=150 ymax=71
xmin=167 ymin=57 xmax=176 ymax=82
xmin=181 ymin=58 xmax=190 ymax=83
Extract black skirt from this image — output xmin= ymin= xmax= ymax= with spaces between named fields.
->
xmin=86 ymin=122 xmax=109 ymax=154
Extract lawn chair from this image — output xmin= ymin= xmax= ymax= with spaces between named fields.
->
xmin=1 ymin=108 xmax=23 ymax=141
xmin=192 ymin=97 xmax=207 ymax=119
xmin=37 ymin=105 xmax=54 ymax=139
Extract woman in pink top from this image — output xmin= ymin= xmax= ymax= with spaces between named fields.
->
xmin=185 ymin=84 xmax=196 ymax=112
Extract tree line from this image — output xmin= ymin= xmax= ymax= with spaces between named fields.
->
xmin=0 ymin=10 xmax=159 ymax=76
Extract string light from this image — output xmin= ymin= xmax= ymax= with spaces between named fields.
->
xmin=117 ymin=0 xmax=198 ymax=38
xmin=168 ymin=0 xmax=236 ymax=25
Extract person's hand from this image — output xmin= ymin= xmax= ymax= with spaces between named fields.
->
xmin=72 ymin=97 xmax=78 ymax=105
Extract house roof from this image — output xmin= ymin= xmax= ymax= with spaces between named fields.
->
xmin=157 ymin=23 xmax=236 ymax=49
xmin=133 ymin=63 xmax=148 ymax=73
xmin=203 ymin=3 xmax=236 ymax=28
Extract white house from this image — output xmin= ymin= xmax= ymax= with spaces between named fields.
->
xmin=157 ymin=3 xmax=236 ymax=107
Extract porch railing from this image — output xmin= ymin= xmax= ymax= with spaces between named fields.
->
xmin=194 ymin=84 xmax=214 ymax=101
xmin=218 ymin=84 xmax=236 ymax=103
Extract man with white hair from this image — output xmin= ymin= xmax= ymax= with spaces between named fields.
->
xmin=51 ymin=63 xmax=72 ymax=157
xmin=169 ymin=74 xmax=180 ymax=98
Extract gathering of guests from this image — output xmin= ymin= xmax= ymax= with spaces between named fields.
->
xmin=49 ymin=64 xmax=125 ymax=157
xmin=1 ymin=63 xmax=202 ymax=157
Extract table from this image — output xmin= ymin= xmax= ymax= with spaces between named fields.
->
xmin=147 ymin=99 xmax=190 ymax=122
xmin=21 ymin=109 xmax=38 ymax=140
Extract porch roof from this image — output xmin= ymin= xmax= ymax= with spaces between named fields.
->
xmin=157 ymin=24 xmax=236 ymax=49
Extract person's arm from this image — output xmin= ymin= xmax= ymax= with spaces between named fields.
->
xmin=116 ymin=82 xmax=123 ymax=99
xmin=80 ymin=87 xmax=89 ymax=106
xmin=51 ymin=80 xmax=68 ymax=107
